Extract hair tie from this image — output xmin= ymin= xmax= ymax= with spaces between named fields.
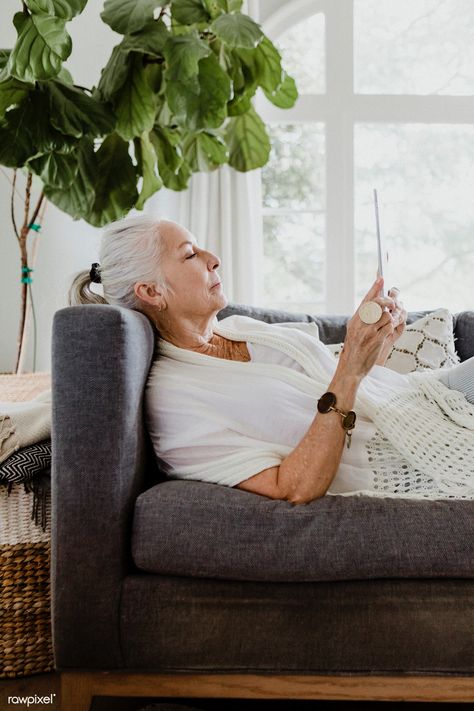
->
xmin=90 ymin=262 xmax=102 ymax=284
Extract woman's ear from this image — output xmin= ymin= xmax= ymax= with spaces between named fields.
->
xmin=134 ymin=282 xmax=165 ymax=308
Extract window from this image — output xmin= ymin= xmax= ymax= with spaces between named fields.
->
xmin=258 ymin=0 xmax=474 ymax=314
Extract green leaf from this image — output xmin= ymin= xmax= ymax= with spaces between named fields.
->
xmin=237 ymin=35 xmax=282 ymax=93
xmin=0 ymin=50 xmax=9 ymax=67
xmin=25 ymin=0 xmax=88 ymax=20
xmin=27 ymin=149 xmax=78 ymax=187
xmin=96 ymin=44 xmax=132 ymax=102
xmin=114 ymin=56 xmax=157 ymax=141
xmin=196 ymin=52 xmax=230 ymax=126
xmin=150 ymin=126 xmax=191 ymax=190
xmin=0 ymin=50 xmax=11 ymax=79
xmin=57 ymin=65 xmax=74 ymax=83
xmin=101 ymin=0 xmax=167 ymax=35
xmin=46 ymin=80 xmax=114 ymax=138
xmin=225 ymin=105 xmax=270 ymax=171
xmin=162 ymin=155 xmax=191 ymax=190
xmin=44 ymin=138 xmax=96 ymax=219
xmin=89 ymin=133 xmax=138 ymax=227
xmin=227 ymin=84 xmax=254 ymax=115
xmin=211 ymin=13 xmax=263 ymax=49
xmin=170 ymin=0 xmax=210 ymax=25
xmin=202 ymin=0 xmax=240 ymax=17
xmin=252 ymin=35 xmax=282 ymax=92
xmin=135 ymin=132 xmax=162 ymax=209
xmin=0 ymin=78 xmax=30 ymax=119
xmin=8 ymin=12 xmax=72 ymax=82
xmin=263 ymin=71 xmax=297 ymax=108
xmin=166 ymin=51 xmax=230 ymax=130
xmin=182 ymin=130 xmax=228 ymax=171
xmin=1 ymin=89 xmax=75 ymax=163
xmin=163 ymin=31 xmax=211 ymax=87
xmin=222 ymin=47 xmax=245 ymax=91
xmin=121 ymin=19 xmax=169 ymax=57
xmin=0 ymin=118 xmax=32 ymax=167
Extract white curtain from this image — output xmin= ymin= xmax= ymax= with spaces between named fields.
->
xmin=178 ymin=166 xmax=263 ymax=304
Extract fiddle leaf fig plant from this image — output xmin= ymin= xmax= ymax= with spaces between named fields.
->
xmin=0 ymin=0 xmax=298 ymax=371
xmin=1 ymin=0 xmax=298 ymax=225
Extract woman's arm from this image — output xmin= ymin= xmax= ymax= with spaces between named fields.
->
xmin=235 ymin=277 xmax=397 ymax=505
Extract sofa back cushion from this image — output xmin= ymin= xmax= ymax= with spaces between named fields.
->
xmin=218 ymin=305 xmax=474 ymax=361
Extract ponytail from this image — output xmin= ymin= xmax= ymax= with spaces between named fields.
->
xmin=68 ymin=270 xmax=108 ymax=306
xmin=68 ymin=215 xmax=166 ymax=311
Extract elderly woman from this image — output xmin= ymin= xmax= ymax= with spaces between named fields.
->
xmin=71 ymin=215 xmax=474 ymax=503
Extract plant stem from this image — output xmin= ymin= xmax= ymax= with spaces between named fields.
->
xmin=29 ymin=190 xmax=45 ymax=228
xmin=14 ymin=173 xmax=44 ymax=374
xmin=11 ymin=169 xmax=19 ymax=241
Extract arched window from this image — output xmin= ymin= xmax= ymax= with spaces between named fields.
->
xmin=258 ymin=0 xmax=474 ymax=314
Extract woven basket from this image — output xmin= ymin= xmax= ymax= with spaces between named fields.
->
xmin=0 ymin=479 xmax=53 ymax=678
xmin=0 ymin=371 xmax=53 ymax=678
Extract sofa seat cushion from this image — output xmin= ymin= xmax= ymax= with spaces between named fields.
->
xmin=132 ymin=480 xmax=474 ymax=582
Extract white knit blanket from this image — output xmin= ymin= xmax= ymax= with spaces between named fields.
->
xmin=0 ymin=390 xmax=52 ymax=465
xmin=364 ymin=373 xmax=474 ymax=496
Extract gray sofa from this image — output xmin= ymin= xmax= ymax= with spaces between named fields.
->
xmin=51 ymin=304 xmax=474 ymax=710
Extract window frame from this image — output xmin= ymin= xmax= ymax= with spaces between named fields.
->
xmin=257 ymin=0 xmax=474 ymax=314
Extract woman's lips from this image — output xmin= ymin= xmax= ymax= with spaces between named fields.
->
xmin=211 ymin=281 xmax=221 ymax=289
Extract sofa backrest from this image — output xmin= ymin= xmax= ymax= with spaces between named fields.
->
xmin=218 ymin=304 xmax=474 ymax=361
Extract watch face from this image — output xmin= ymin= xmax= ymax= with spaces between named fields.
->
xmin=343 ymin=411 xmax=356 ymax=429
xmin=317 ymin=391 xmax=336 ymax=413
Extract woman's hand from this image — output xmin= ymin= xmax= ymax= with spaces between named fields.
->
xmin=337 ymin=277 xmax=399 ymax=380
xmin=374 ymin=286 xmax=407 ymax=365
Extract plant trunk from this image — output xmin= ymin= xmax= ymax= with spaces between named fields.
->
xmin=15 ymin=227 xmax=29 ymax=375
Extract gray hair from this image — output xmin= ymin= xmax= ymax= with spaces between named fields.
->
xmin=68 ymin=215 xmax=166 ymax=309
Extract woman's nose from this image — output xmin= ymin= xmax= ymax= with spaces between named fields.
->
xmin=207 ymin=252 xmax=221 ymax=270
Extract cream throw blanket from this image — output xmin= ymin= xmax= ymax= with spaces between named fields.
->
xmin=0 ymin=390 xmax=52 ymax=465
xmin=146 ymin=315 xmax=474 ymax=499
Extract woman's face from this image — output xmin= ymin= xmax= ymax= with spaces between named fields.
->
xmin=156 ymin=220 xmax=228 ymax=319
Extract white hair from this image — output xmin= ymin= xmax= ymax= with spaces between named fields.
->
xmin=69 ymin=215 xmax=166 ymax=309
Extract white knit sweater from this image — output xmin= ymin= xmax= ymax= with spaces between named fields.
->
xmin=145 ymin=315 xmax=474 ymax=500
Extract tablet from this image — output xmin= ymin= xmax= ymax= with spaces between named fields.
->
xmin=373 ymin=188 xmax=391 ymax=296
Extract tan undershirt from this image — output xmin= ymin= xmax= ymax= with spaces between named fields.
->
xmin=191 ymin=334 xmax=251 ymax=362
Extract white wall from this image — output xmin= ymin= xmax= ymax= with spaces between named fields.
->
xmin=0 ymin=0 xmax=180 ymax=374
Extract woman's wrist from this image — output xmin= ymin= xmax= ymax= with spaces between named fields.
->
xmin=333 ymin=358 xmax=363 ymax=387
xmin=327 ymin=365 xmax=361 ymax=411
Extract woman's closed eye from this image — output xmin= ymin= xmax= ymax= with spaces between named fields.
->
xmin=186 ymin=252 xmax=197 ymax=259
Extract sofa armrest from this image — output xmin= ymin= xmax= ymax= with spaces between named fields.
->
xmin=51 ymin=305 xmax=155 ymax=668
xmin=454 ymin=311 xmax=474 ymax=361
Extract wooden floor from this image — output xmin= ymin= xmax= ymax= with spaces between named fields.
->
xmin=0 ymin=672 xmax=471 ymax=710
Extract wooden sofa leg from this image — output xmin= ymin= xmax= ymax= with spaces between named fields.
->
xmin=60 ymin=672 xmax=93 ymax=711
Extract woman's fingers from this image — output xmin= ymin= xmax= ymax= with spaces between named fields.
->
xmin=375 ymin=295 xmax=396 ymax=311
xmin=378 ymin=315 xmax=396 ymax=338
xmin=359 ymin=276 xmax=384 ymax=306
xmin=376 ymin=310 xmax=394 ymax=331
